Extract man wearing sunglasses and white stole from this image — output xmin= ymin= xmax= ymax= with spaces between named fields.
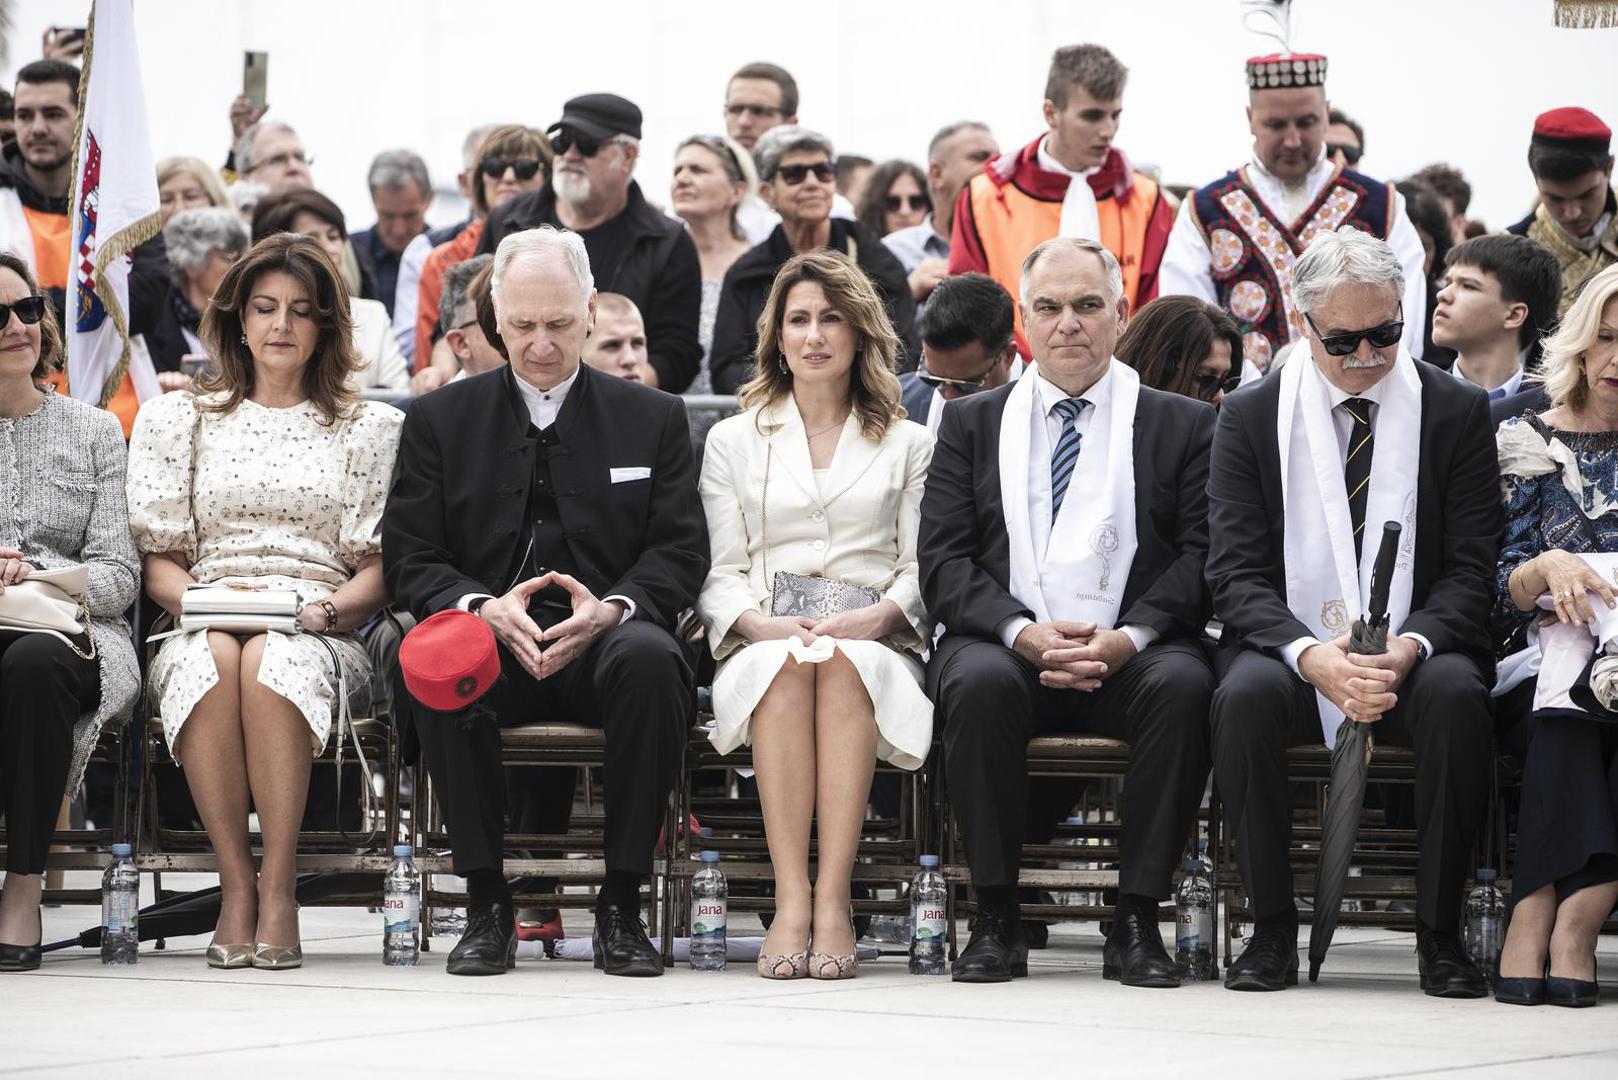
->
xmin=1206 ymin=227 xmax=1499 ymax=997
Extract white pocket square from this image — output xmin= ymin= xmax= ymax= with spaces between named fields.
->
xmin=610 ymin=467 xmax=652 ymax=483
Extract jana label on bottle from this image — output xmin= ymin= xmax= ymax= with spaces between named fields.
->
xmin=106 ymin=894 xmax=139 ymax=933
xmin=383 ymin=895 xmax=419 ymax=931
xmin=692 ymin=899 xmax=727 ymax=935
xmin=914 ymin=907 xmax=946 ymax=942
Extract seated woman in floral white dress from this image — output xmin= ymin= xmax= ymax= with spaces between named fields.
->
xmin=127 ymin=234 xmax=401 ymax=971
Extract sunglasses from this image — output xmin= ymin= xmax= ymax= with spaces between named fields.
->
xmin=480 ymin=156 xmax=543 ymax=181
xmin=550 ymin=129 xmax=608 ymax=159
xmin=1191 ymin=370 xmax=1242 ymax=399
xmin=777 ymin=161 xmax=835 ymax=186
xmin=916 ymin=362 xmax=997 ymax=394
xmin=886 ymin=194 xmax=930 ymax=213
xmin=1305 ymin=310 xmax=1404 ymax=356
xmin=1327 ymin=142 xmax=1363 ymax=166
xmin=0 ymin=295 xmax=46 ymax=330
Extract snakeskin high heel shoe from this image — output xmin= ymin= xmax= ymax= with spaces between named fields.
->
xmin=756 ymin=946 xmax=810 ymax=979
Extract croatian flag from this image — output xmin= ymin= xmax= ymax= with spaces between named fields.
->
xmin=67 ymin=0 xmax=161 ymax=407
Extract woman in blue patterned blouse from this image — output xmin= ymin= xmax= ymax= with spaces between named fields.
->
xmin=1492 ymin=263 xmax=1618 ymax=1007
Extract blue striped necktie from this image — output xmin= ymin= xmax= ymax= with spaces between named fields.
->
xmin=1049 ymin=397 xmax=1090 ymax=522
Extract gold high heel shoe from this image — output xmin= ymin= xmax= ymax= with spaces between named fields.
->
xmin=206 ymin=941 xmax=253 ymax=969
xmin=250 ymin=942 xmax=303 ymax=970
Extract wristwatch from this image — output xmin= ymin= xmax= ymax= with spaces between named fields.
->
xmin=1408 ymin=636 xmax=1429 ymax=663
xmin=317 ymin=599 xmax=339 ymax=632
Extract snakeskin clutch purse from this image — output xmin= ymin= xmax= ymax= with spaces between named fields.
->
xmin=769 ymin=572 xmax=880 ymax=620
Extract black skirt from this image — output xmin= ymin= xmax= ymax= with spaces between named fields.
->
xmin=1508 ymin=703 xmax=1618 ymax=905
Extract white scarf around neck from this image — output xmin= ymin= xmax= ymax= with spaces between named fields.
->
xmin=1039 ymin=137 xmax=1102 ymax=243
xmin=1000 ymin=359 xmax=1139 ymax=629
xmin=1277 ymin=350 xmax=1421 ymax=745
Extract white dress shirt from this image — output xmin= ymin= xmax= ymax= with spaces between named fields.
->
xmin=1278 ymin=370 xmax=1431 ymax=672
xmin=1449 ymin=350 xmax=1528 ymax=401
xmin=994 ymin=367 xmax=1159 ymax=656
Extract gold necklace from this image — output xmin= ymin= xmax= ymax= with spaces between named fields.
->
xmin=806 ymin=417 xmax=847 ymax=440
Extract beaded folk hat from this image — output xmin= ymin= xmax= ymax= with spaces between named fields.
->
xmin=1246 ymin=53 xmax=1328 ymax=91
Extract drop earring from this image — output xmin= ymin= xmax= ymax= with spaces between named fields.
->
xmin=778 ymin=353 xmax=789 ymax=374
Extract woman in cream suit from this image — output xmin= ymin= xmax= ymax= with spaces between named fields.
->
xmin=699 ymin=249 xmax=933 ymax=981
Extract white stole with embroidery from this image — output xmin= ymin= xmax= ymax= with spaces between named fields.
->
xmin=1000 ymin=359 xmax=1140 ymax=630
xmin=1277 ymin=351 xmax=1421 ymax=745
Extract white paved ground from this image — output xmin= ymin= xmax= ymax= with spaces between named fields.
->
xmin=6 ymin=872 xmax=1618 ymax=1079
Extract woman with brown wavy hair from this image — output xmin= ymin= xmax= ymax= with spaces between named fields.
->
xmin=126 ymin=234 xmax=401 ymax=971
xmin=697 ymin=249 xmax=934 ymax=980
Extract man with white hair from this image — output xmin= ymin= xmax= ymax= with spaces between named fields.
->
xmin=477 ymin=94 xmax=702 ymax=393
xmin=919 ymin=237 xmax=1217 ymax=987
xmin=232 ymin=119 xmax=312 ymax=193
xmin=1206 ymin=227 xmax=1499 ymax=997
xmin=383 ymin=226 xmax=708 ymax=979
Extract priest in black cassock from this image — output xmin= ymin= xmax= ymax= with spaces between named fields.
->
xmin=383 ymin=225 xmax=707 ymax=978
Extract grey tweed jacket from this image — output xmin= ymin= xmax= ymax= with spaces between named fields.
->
xmin=1 ymin=389 xmax=140 ymax=796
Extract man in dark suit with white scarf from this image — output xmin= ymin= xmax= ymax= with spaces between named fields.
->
xmin=920 ymin=237 xmax=1216 ymax=987
xmin=1206 ymin=226 xmax=1500 ymax=997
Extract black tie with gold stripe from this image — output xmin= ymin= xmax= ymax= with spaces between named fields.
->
xmin=1341 ymin=397 xmax=1374 ymax=562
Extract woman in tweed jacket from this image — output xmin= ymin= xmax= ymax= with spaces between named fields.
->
xmin=0 ymin=253 xmax=139 ymax=972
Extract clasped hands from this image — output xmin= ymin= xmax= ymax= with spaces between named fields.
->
xmin=1014 ymin=621 xmax=1136 ymax=692
xmin=1298 ymin=633 xmax=1420 ymax=724
xmin=478 ymin=572 xmax=623 ymax=680
xmin=736 ymin=601 xmax=904 ymax=645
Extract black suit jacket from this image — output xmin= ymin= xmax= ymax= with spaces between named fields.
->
xmin=1491 ymin=380 xmax=1549 ymax=428
xmin=383 ymin=363 xmax=708 ymax=629
xmin=1206 ymin=361 xmax=1501 ymax=663
xmin=918 ymin=378 xmax=1216 ymax=643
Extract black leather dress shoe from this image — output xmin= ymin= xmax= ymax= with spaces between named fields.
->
xmin=593 ymin=902 xmax=663 ymax=977
xmin=1103 ymin=910 xmax=1181 ymax=988
xmin=1415 ymin=925 xmax=1489 ymax=999
xmin=1224 ymin=925 xmax=1298 ymax=991
xmin=952 ymin=906 xmax=1028 ymax=983
xmin=447 ymin=902 xmax=517 ymax=976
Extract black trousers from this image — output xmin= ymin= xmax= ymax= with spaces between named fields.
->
xmin=411 ymin=620 xmax=690 ymax=878
xmin=0 ymin=633 xmax=100 ymax=875
xmin=931 ymin=635 xmax=1214 ymax=900
xmin=1210 ymin=647 xmax=1492 ymax=930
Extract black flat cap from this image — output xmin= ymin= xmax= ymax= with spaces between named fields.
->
xmin=548 ymin=93 xmax=642 ymax=142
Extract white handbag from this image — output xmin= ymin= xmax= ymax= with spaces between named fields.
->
xmin=0 ymin=564 xmax=95 ymax=659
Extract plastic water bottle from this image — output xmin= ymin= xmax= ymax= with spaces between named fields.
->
xmin=1464 ymin=868 xmax=1505 ymax=983
xmin=909 ymin=855 xmax=948 ymax=975
xmin=690 ymin=850 xmax=727 ymax=970
xmin=1055 ymin=815 xmax=1086 ymax=907
xmin=382 ymin=844 xmax=421 ymax=966
xmin=100 ymin=843 xmax=140 ymax=965
xmin=1174 ymin=857 xmax=1214 ymax=981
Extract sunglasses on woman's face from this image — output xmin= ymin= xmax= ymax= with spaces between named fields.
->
xmin=480 ymin=156 xmax=543 ymax=181
xmin=1305 ymin=310 xmax=1404 ymax=356
xmin=1191 ymin=370 xmax=1242 ymax=399
xmin=777 ymin=161 xmax=835 ymax=186
xmin=0 ymin=295 xmax=47 ymax=331
xmin=885 ymin=194 xmax=930 ymax=213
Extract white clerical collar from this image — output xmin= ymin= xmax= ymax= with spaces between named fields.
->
xmin=1033 ymin=361 xmax=1113 ymax=417
xmin=515 ymin=365 xmax=580 ymax=410
xmin=1036 ymin=135 xmax=1099 ymax=180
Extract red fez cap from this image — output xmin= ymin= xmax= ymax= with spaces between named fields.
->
xmin=400 ymin=609 xmax=500 ymax=713
xmin=1532 ymin=107 xmax=1612 ymax=153
xmin=1246 ymin=53 xmax=1328 ymax=91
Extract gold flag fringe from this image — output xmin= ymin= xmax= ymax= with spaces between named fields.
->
xmin=1556 ymin=0 xmax=1618 ymax=28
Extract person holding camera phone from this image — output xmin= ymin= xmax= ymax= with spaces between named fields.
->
xmin=383 ymin=226 xmax=707 ymax=978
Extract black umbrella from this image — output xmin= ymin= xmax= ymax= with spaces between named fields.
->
xmin=1308 ymin=522 xmax=1401 ymax=983
xmin=43 ymin=872 xmax=381 ymax=952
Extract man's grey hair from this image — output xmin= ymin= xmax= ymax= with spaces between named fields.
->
xmin=461 ymin=124 xmax=499 ymax=171
xmin=491 ymin=226 xmax=594 ymax=319
xmin=753 ymin=125 xmax=835 ymax=182
xmin=1291 ymin=227 xmax=1405 ymax=317
xmin=367 ymin=149 xmax=431 ymax=195
xmin=162 ymin=207 xmax=249 ymax=289
xmin=927 ymin=121 xmax=992 ymax=163
xmin=233 ymin=120 xmax=298 ymax=176
xmin=440 ymin=253 xmax=493 ymax=337
xmin=1018 ymin=237 xmax=1124 ymax=308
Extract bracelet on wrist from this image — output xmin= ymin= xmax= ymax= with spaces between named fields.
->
xmin=317 ymin=599 xmax=339 ymax=632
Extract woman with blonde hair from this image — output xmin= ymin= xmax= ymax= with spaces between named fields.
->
xmin=698 ymin=249 xmax=933 ymax=980
xmin=1493 ymin=262 xmax=1618 ymax=1007
xmin=157 ymin=156 xmax=232 ymax=223
xmin=127 ymin=233 xmax=401 ymax=971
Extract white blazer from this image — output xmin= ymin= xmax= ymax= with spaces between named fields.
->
xmin=348 ymin=296 xmax=410 ymax=393
xmin=697 ymin=397 xmax=933 ymax=661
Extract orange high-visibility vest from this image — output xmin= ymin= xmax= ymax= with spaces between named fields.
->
xmin=968 ymin=172 xmax=1161 ymax=341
